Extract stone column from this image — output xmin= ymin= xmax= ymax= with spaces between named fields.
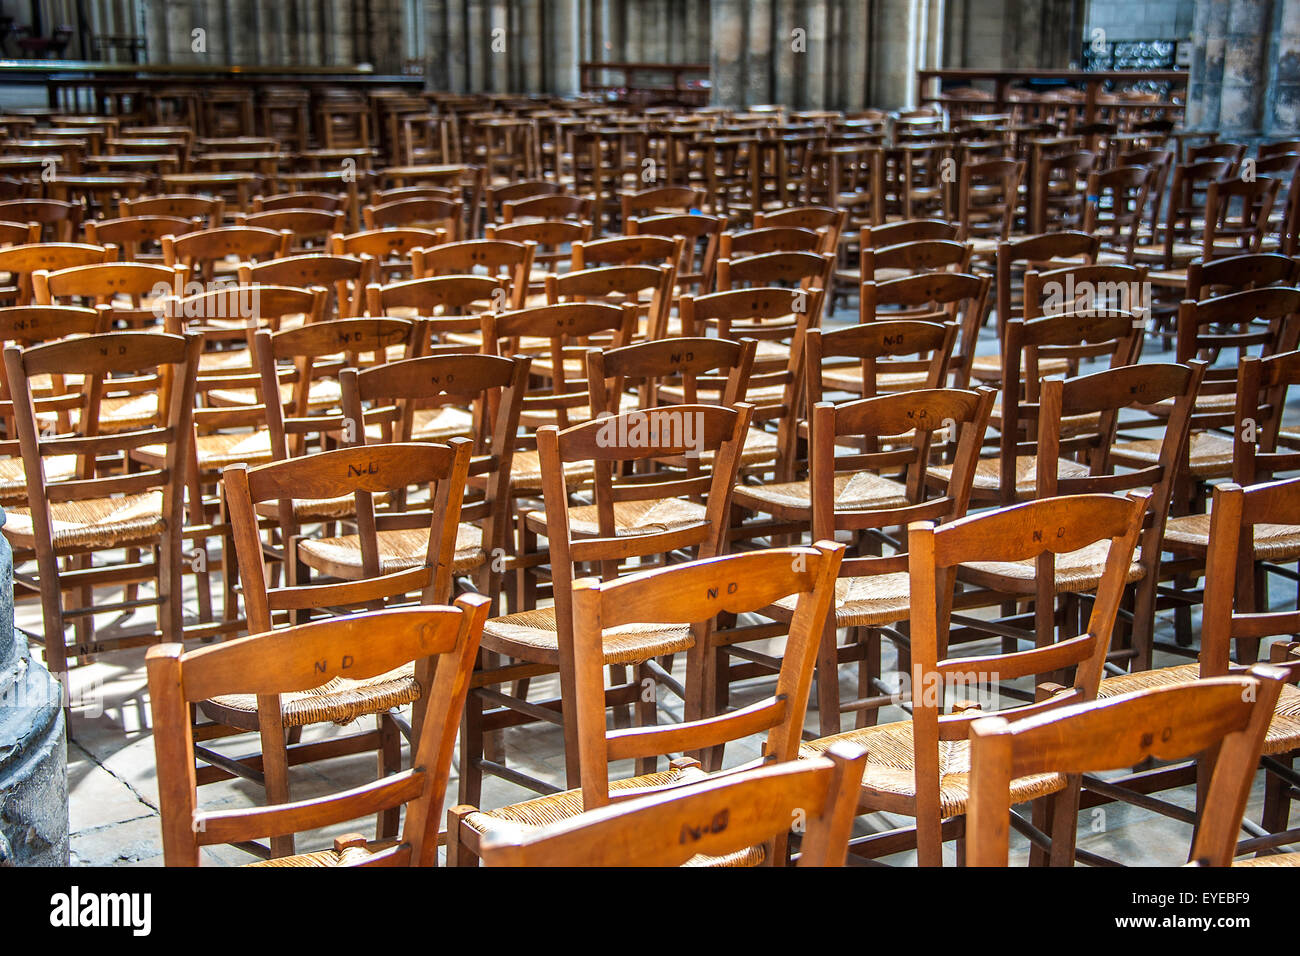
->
xmin=446 ymin=0 xmax=469 ymax=92
xmin=1272 ymin=0 xmax=1300 ymax=134
xmin=0 ymin=509 xmax=68 ymax=867
xmin=711 ymin=0 xmax=746 ymax=106
xmin=747 ymin=0 xmax=773 ymax=106
xmin=1221 ymin=0 xmax=1269 ymax=134
xmin=549 ymin=0 xmax=580 ymax=97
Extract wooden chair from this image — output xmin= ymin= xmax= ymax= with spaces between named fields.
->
xmin=800 ymin=492 xmax=1147 ymax=865
xmin=412 ymin=239 xmax=536 ymax=310
xmin=363 ymin=197 xmax=463 ymax=241
xmin=163 ymin=226 xmax=291 ymax=285
xmin=479 ymin=744 xmax=867 ymax=867
xmin=82 ymin=215 xmax=201 ymax=263
xmin=732 ymin=384 xmax=995 ymax=735
xmin=239 ymin=252 xmax=373 ymax=319
xmin=861 ymin=272 xmax=991 ymax=391
xmin=120 ymin=193 xmax=224 ymax=227
xmin=545 ymin=263 xmax=676 ymax=342
xmin=453 ymin=542 xmax=844 ymax=866
xmin=2 ymin=330 xmax=201 ymax=676
xmin=238 ymin=208 xmax=346 ymax=253
xmin=0 ymin=242 xmax=109 ymax=305
xmin=148 ymin=601 xmax=488 ymax=866
xmin=33 ymin=260 xmax=179 ymax=330
xmin=966 ymin=666 xmax=1285 ymax=866
xmin=458 ymin=403 xmax=753 ymax=805
xmin=502 ymin=193 xmax=593 ymax=225
xmin=619 ymin=185 xmax=703 ymax=226
xmin=0 ymin=198 xmax=81 ymax=242
xmin=484 ymin=180 xmax=560 ymax=225
xmin=956 ymin=157 xmax=1025 ymax=251
xmin=338 ymin=351 xmax=530 ymax=614
xmin=1082 ymin=164 xmax=1156 ymax=263
xmin=331 ymin=227 xmax=443 ymax=284
xmin=627 ymin=212 xmax=725 ymax=295
xmin=218 ymin=439 xmax=473 ymax=857
xmin=486 ymin=219 xmax=592 ymax=300
xmin=366 ymin=274 xmax=504 ymax=354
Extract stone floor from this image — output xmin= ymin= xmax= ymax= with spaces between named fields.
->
xmin=18 ymin=296 xmax=1295 ymax=866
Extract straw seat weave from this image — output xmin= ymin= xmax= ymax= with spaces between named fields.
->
xmin=820 ymin=366 xmax=930 ymax=394
xmin=799 ymin=717 xmax=1067 ymax=817
xmin=1111 ymin=430 xmax=1233 ymax=479
xmin=4 ymin=491 xmax=165 ymax=550
xmin=203 ymin=663 xmax=419 ymax=729
xmin=771 ymin=571 xmax=912 ymax=627
xmin=136 ymin=429 xmax=273 ymax=471
xmin=97 ymin=392 xmax=160 ymax=433
xmin=929 ymin=454 xmax=1092 ymax=497
xmin=0 ymin=455 xmax=75 ymax=504
xmin=970 ymin=355 xmax=1069 ymax=381
xmin=1163 ymin=512 xmax=1300 ymax=560
xmin=245 ymin=842 xmax=393 ymax=867
xmin=197 ymin=348 xmax=252 ymax=372
xmin=959 ymin=540 xmax=1146 ymax=595
xmin=1234 ymin=853 xmax=1300 ymax=867
xmin=1098 ymin=662 xmax=1300 ymax=755
xmin=408 ymin=405 xmax=474 ymax=442
xmin=207 ymin=378 xmax=342 ymax=409
xmin=526 ymin=497 xmax=707 ymax=539
xmin=1132 ymin=240 xmax=1204 ymax=264
xmin=732 ymin=471 xmax=909 ymax=514
xmin=508 ymin=450 xmax=595 ymax=493
xmin=296 ymin=521 xmax=486 ymax=577
xmin=481 ymin=606 xmax=694 ymax=666
xmin=462 ymin=765 xmax=766 ymax=867
xmin=252 ymin=490 xmax=393 ymax=522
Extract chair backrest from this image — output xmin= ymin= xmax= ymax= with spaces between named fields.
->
xmin=865 ymin=218 xmax=958 ymax=247
xmin=339 ymin=351 xmax=530 ymax=562
xmin=0 ymin=243 xmax=110 ymax=305
xmin=503 ymin=193 xmax=593 ymax=224
xmin=804 ymin=319 xmax=957 ymax=405
xmin=861 ymin=238 xmax=972 ymax=280
xmin=223 ymin=440 xmax=472 ymax=632
xmin=252 ymin=316 xmax=417 ymax=458
xmin=862 ymin=271 xmax=991 ymax=389
xmin=587 ymin=335 xmax=756 ymax=414
xmin=1082 ymin=165 xmax=1154 ymax=261
xmin=809 ymin=386 xmax=994 ymax=580
xmin=239 ymin=253 xmax=372 ymax=318
xmin=412 ymin=239 xmax=536 ymax=309
xmin=239 ymin=208 xmax=346 ymax=247
xmin=571 ymin=543 xmax=845 ymax=806
xmin=481 ymin=743 xmax=865 ymax=867
xmin=1185 ymin=252 xmax=1300 ymax=300
xmin=1203 ymin=176 xmax=1281 ymax=259
xmin=363 ymin=197 xmax=463 ymax=239
xmin=720 ymin=226 xmax=825 ymax=260
xmin=1202 ymin=476 xmax=1300 ymax=674
xmin=147 ymin=600 xmax=489 ymax=866
xmin=716 ymin=249 xmax=834 ymax=293
xmin=34 ymin=261 xmax=179 ymax=326
xmin=965 ymin=666 xmax=1285 ymax=866
xmin=83 ymin=215 xmax=202 ymax=260
xmin=627 ymin=212 xmax=725 ymax=293
xmin=537 ymin=402 xmax=753 ymax=668
xmin=366 ymin=273 xmax=503 ymax=345
xmin=993 ymin=231 xmax=1100 ymax=337
xmin=956 ymin=157 xmax=1025 ymax=241
xmin=1176 ymin=287 xmax=1300 ymax=406
xmin=1232 ymin=350 xmax=1300 ymax=487
xmin=121 ymin=193 xmax=225 ymax=225
xmin=905 ymin=492 xmax=1147 ymax=864
xmin=545 ymin=263 xmax=676 ymax=340
xmin=163 ymin=226 xmax=291 ymax=282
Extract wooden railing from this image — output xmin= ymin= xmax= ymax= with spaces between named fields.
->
xmin=579 ymin=61 xmax=710 ymax=107
xmin=917 ymin=68 xmax=1188 ymax=125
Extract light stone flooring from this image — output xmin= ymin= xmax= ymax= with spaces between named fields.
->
xmin=22 ymin=299 xmax=1297 ymax=867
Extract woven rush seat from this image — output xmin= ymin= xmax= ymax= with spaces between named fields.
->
xmin=245 ymin=842 xmax=393 ymax=867
xmin=969 ymin=354 xmax=1069 ymax=381
xmin=3 ymin=491 xmax=164 ymax=550
xmin=1132 ymin=240 xmax=1204 ymax=265
xmin=29 ymin=372 xmax=85 ymax=395
xmin=987 ymin=400 xmax=1099 ymax=433
xmin=732 ymin=471 xmax=908 ymax=515
xmin=410 ymin=405 xmax=474 ymax=442
xmin=958 ymin=539 xmax=1146 ymax=595
xmin=461 ymin=764 xmax=766 ymax=867
xmin=1148 ymin=268 xmax=1187 ymax=287
xmin=1097 ymin=662 xmax=1300 ymax=755
xmin=1163 ymin=512 xmax=1300 ymax=560
xmin=771 ymin=571 xmax=911 ymax=628
xmin=820 ymin=366 xmax=930 ymax=394
xmin=509 ymin=449 xmax=595 ymax=493
xmin=207 ymin=378 xmax=342 ymax=409
xmin=1111 ymin=430 xmax=1234 ymax=479
xmin=201 ymin=663 xmax=421 ymax=730
xmin=296 ymin=521 xmax=486 ymax=578
xmin=799 ymin=717 xmax=1066 ymax=817
xmin=135 ymin=429 xmax=272 ymax=471
xmin=197 ymin=348 xmax=253 ymax=372
xmin=524 ymin=497 xmax=707 ymax=539
xmin=0 ymin=455 xmax=75 ymax=504
xmin=928 ymin=454 xmax=1092 ymax=497
xmin=482 ymin=606 xmax=694 ymax=666
xmin=96 ymin=392 xmax=160 ymax=432
xmin=252 ymin=490 xmax=394 ymax=522
xmin=1234 ymin=854 xmax=1300 ymax=867
xmin=968 ymin=237 xmax=999 ymax=256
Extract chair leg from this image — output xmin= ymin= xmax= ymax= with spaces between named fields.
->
xmin=1260 ymin=753 xmax=1294 ymax=853
xmin=257 ymin=700 xmax=295 ymax=858
xmin=376 ymin=711 xmax=402 ymax=840
xmin=816 ymin=619 xmax=843 ymax=737
xmin=445 ymin=806 xmax=479 ymax=867
xmin=1048 ymin=777 xmax=1081 ymax=866
xmin=634 ymin=659 xmax=658 ymax=776
xmin=458 ymin=681 xmax=485 ymax=808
